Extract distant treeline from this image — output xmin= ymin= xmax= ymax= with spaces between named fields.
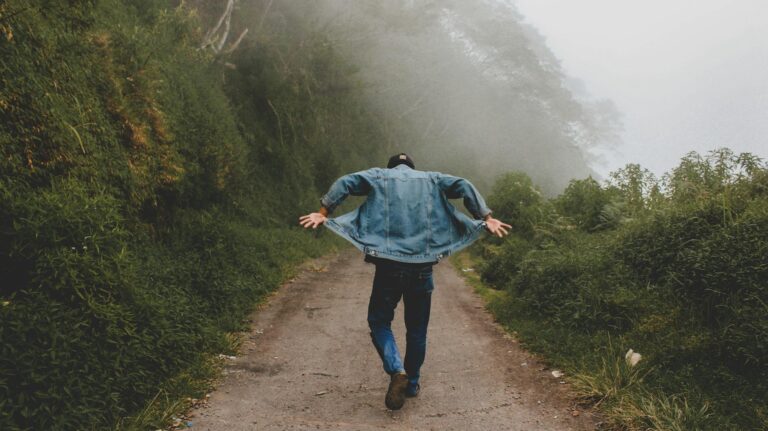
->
xmin=0 ymin=0 xmax=390 ymax=428
xmin=278 ymin=0 xmax=612 ymax=193
xmin=472 ymin=149 xmax=768 ymax=430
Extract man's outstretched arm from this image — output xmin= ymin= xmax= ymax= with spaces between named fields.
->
xmin=300 ymin=169 xmax=375 ymax=229
xmin=434 ymin=174 xmax=492 ymax=220
xmin=436 ymin=173 xmax=511 ymax=237
xmin=319 ymin=169 xmax=375 ymax=213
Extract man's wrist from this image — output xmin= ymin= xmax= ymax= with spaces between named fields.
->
xmin=319 ymin=207 xmax=329 ymax=217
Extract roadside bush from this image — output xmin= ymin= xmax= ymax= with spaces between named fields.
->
xmin=0 ymin=0 xmax=383 ymax=428
xmin=511 ymin=232 xmax=646 ymax=331
xmin=486 ymin=172 xmax=545 ymax=240
xmin=478 ymin=235 xmax=532 ymax=288
xmin=616 ymin=198 xmax=768 ymax=371
xmin=476 ymin=151 xmax=768 ymax=429
xmin=554 ymin=177 xmax=615 ymax=231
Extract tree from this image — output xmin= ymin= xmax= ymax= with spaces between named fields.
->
xmin=608 ymin=163 xmax=657 ymax=215
xmin=487 ymin=172 xmax=543 ymax=239
xmin=555 ymin=176 xmax=613 ymax=231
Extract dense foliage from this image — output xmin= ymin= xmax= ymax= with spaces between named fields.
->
xmin=0 ymin=1 xmax=390 ymax=428
xmin=4 ymin=0 xmax=759 ymax=429
xmin=474 ymin=149 xmax=768 ymax=430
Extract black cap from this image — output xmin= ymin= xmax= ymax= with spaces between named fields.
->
xmin=387 ymin=153 xmax=415 ymax=169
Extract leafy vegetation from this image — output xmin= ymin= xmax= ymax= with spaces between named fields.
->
xmin=0 ymin=0 xmax=389 ymax=429
xmin=468 ymin=148 xmax=768 ymax=430
xmin=3 ymin=0 xmax=763 ymax=429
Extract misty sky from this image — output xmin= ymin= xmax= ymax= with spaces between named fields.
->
xmin=512 ymin=0 xmax=768 ymax=177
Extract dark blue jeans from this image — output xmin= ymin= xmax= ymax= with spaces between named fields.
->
xmin=367 ymin=260 xmax=434 ymax=389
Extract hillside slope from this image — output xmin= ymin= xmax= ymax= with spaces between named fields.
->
xmin=0 ymin=1 xmax=388 ymax=428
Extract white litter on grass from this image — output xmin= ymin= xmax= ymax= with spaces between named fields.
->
xmin=461 ymin=268 xmax=475 ymax=272
xmin=218 ymin=354 xmax=236 ymax=360
xmin=625 ymin=349 xmax=642 ymax=367
xmin=551 ymin=370 xmax=564 ymax=378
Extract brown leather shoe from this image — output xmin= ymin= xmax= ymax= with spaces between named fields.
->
xmin=385 ymin=372 xmax=409 ymax=410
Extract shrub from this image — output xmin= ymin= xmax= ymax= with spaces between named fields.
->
xmin=478 ymin=235 xmax=532 ymax=288
xmin=477 ymin=151 xmax=768 ymax=429
xmin=554 ymin=176 xmax=615 ymax=231
xmin=486 ymin=172 xmax=545 ymax=240
xmin=0 ymin=0 xmax=383 ymax=428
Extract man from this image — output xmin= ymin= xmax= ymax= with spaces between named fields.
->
xmin=299 ymin=153 xmax=510 ymax=410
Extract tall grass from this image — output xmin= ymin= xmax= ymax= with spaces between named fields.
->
xmin=0 ymin=0 xmax=383 ymax=428
xmin=469 ymin=150 xmax=768 ymax=430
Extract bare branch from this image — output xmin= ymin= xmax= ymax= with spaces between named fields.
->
xmin=200 ymin=0 xmax=234 ymax=51
xmin=198 ymin=0 xmax=249 ymax=56
xmin=215 ymin=0 xmax=234 ymax=53
xmin=224 ymin=28 xmax=249 ymax=54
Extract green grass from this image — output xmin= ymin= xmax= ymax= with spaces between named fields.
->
xmin=116 ymin=244 xmax=347 ymax=430
xmin=0 ymin=1 xmax=385 ymax=428
xmin=464 ymin=158 xmax=768 ymax=430
xmin=453 ymin=249 xmax=766 ymax=431
xmin=116 ymin=353 xmax=223 ymax=430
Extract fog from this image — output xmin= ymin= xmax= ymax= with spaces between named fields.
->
xmin=239 ymin=0 xmax=767 ymax=192
xmin=513 ymin=0 xmax=768 ymax=177
xmin=284 ymin=0 xmax=617 ymax=193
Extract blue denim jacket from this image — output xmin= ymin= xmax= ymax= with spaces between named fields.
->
xmin=321 ymin=165 xmax=492 ymax=264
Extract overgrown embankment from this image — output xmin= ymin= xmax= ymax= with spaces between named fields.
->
xmin=466 ymin=149 xmax=768 ymax=430
xmin=0 ymin=1 xmax=389 ymax=429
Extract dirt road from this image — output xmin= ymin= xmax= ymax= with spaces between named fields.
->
xmin=189 ymin=250 xmax=594 ymax=430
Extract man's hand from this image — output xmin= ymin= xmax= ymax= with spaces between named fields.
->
xmin=484 ymin=216 xmax=512 ymax=238
xmin=299 ymin=212 xmax=327 ymax=229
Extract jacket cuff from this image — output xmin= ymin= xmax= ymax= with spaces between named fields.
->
xmin=320 ymin=195 xmax=336 ymax=213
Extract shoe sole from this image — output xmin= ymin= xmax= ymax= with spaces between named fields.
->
xmin=385 ymin=373 xmax=409 ymax=410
